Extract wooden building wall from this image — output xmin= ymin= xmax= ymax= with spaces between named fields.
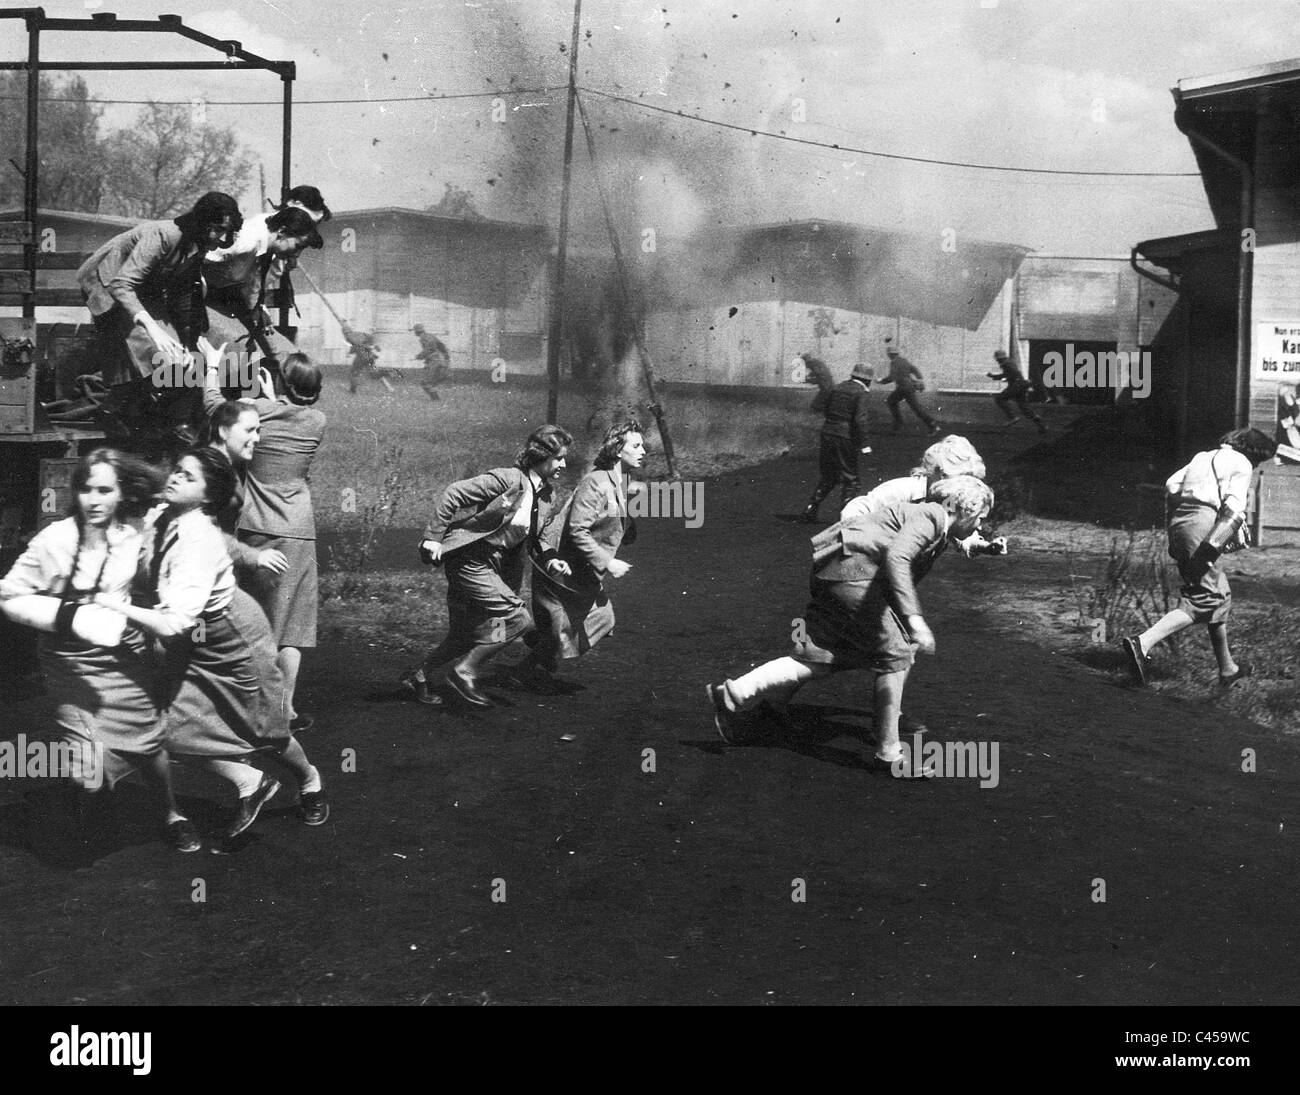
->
xmin=296 ymin=212 xmax=549 ymax=371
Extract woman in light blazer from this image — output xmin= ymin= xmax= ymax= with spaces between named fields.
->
xmin=508 ymin=421 xmax=644 ymax=693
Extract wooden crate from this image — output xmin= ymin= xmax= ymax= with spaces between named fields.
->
xmin=0 ymin=316 xmax=37 ymax=435
xmin=37 ymin=458 xmax=81 ymax=532
xmin=1252 ymin=461 xmax=1300 ymax=546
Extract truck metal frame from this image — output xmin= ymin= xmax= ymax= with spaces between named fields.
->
xmin=0 ymin=7 xmax=295 ymax=567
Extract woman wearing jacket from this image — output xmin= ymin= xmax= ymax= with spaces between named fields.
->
xmin=403 ymin=425 xmax=573 ymax=708
xmin=506 ymin=421 xmax=643 ymax=693
xmin=707 ymin=476 xmax=994 ymax=777
xmin=202 ymin=353 xmax=326 ymax=732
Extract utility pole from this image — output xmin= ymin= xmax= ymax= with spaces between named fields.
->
xmin=544 ymin=0 xmax=582 ymax=423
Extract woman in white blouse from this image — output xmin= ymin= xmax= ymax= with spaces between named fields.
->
xmin=1123 ymin=428 xmax=1278 ymax=686
xmin=0 ymin=449 xmax=198 ymax=854
xmin=102 ymin=448 xmax=285 ymax=846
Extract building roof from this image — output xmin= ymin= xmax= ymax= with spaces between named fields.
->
xmin=330 ymin=206 xmax=547 ymax=234
xmin=1176 ymin=57 xmax=1300 ymax=101
xmin=1171 ymin=58 xmax=1300 ymax=230
xmin=0 ymin=207 xmax=138 ymax=228
xmin=703 ymin=219 xmax=1032 ymax=331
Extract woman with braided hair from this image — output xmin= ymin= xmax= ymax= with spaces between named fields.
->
xmin=0 ymin=449 xmax=196 ymax=854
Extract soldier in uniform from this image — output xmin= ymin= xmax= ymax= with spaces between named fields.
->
xmin=344 ymin=324 xmax=384 ymax=394
xmin=412 ymin=324 xmax=451 ymax=402
xmin=801 ymin=362 xmax=874 ymax=523
xmin=879 ymin=342 xmax=940 ymax=434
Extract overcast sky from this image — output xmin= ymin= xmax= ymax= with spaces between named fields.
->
xmin=3 ymin=0 xmax=1296 ymax=253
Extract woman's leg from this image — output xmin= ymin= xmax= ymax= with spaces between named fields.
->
xmin=727 ymin=656 xmax=831 ymax=710
xmin=193 ymin=756 xmax=264 ymax=798
xmin=1138 ymin=608 xmax=1195 ymax=654
xmin=872 ymin=668 xmax=908 ymax=759
xmin=1208 ymin=621 xmax=1238 ymax=677
xmin=277 ymin=645 xmax=301 ymax=718
xmin=277 ymin=735 xmax=322 ymax=793
xmin=138 ymin=751 xmax=187 ymax=823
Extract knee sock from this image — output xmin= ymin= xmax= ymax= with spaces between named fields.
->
xmin=728 ymin=657 xmax=829 ymax=710
xmin=199 ymin=758 xmax=264 ymax=798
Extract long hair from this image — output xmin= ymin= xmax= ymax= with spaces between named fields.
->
xmin=199 ymin=400 xmax=259 ymax=456
xmin=69 ymin=447 xmax=164 ymax=521
xmin=174 ymin=191 xmax=242 ymax=240
xmin=1219 ymin=427 xmax=1277 ymax=466
xmin=515 ymin=424 xmax=573 ymax=471
xmin=281 ymin=353 xmax=323 ymax=406
xmin=272 ymin=185 xmax=331 ymax=223
xmin=178 ymin=447 xmax=238 ymax=517
xmin=265 ymin=206 xmax=324 ymax=249
xmin=593 ymin=419 xmax=643 ymax=470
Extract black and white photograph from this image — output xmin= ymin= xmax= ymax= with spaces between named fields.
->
xmin=0 ymin=0 xmax=1296 ymax=1047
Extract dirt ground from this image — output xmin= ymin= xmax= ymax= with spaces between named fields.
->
xmin=1 ymin=425 xmax=1298 ymax=1006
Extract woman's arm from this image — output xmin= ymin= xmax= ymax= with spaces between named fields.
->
xmin=565 ymin=477 xmax=617 ymax=573
xmin=423 ymin=469 xmax=515 ymax=544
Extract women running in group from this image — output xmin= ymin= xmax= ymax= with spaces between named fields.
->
xmin=0 ymin=450 xmax=197 ymax=853
xmin=707 ymin=476 xmax=995 ymax=777
xmin=504 ymin=420 xmax=644 ymax=693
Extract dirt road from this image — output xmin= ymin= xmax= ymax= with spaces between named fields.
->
xmin=1 ymin=436 xmax=1297 ymax=1005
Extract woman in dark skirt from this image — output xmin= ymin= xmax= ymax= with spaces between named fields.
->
xmin=101 ymin=448 xmax=286 ymax=844
xmin=1122 ymin=428 xmax=1278 ymax=687
xmin=0 ymin=449 xmax=197 ymax=853
xmin=405 ymin=425 xmax=574 ymax=708
xmin=505 ymin=421 xmax=644 ymax=693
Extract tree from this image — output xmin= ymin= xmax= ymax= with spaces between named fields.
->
xmin=0 ymin=72 xmax=105 ymax=213
xmin=98 ymin=101 xmax=255 ymax=220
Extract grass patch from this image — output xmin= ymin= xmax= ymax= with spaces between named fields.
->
xmin=314 ymin=381 xmax=817 ymax=533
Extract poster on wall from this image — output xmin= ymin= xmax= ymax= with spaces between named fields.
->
xmin=1254 ymin=322 xmax=1300 ymax=462
xmin=1279 ymin=380 xmax=1300 ymax=463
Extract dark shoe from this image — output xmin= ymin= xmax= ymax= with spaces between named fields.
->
xmin=299 ymin=791 xmax=330 ymax=826
xmin=1219 ymin=662 xmax=1253 ymax=687
xmin=167 ymin=818 xmax=202 ymax=853
xmin=707 ymin=681 xmax=745 ymax=744
xmin=444 ymin=668 xmax=493 ymax=708
xmin=799 ymin=504 xmax=820 ymax=524
xmin=928 ymin=424 xmax=942 ymax=435
xmin=400 ymin=667 xmax=446 ymax=705
xmin=289 ymin=713 xmax=315 ymax=733
xmin=1121 ymin=636 xmax=1148 ymax=686
xmin=226 ymin=775 xmax=282 ymax=839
